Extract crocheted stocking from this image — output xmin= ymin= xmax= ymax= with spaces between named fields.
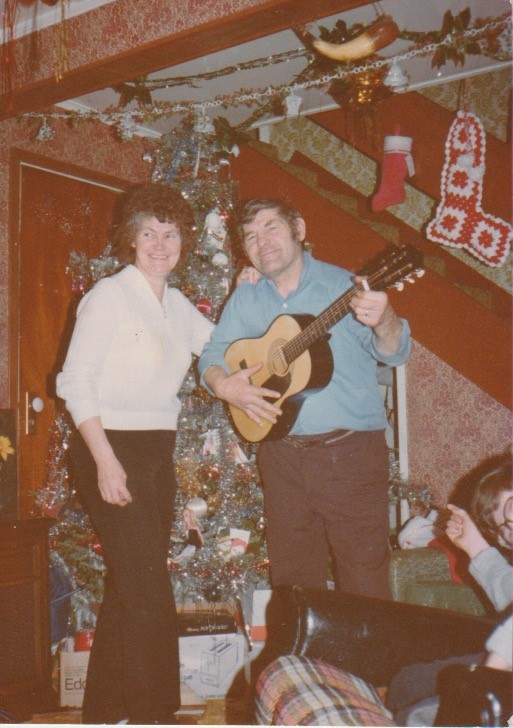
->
xmin=371 ymin=134 xmax=415 ymax=212
xmin=426 ymin=111 xmax=512 ymax=267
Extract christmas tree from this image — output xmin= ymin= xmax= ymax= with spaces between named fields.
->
xmin=35 ymin=113 xmax=269 ymax=633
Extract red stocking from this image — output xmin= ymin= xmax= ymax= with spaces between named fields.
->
xmin=371 ymin=134 xmax=415 ymax=212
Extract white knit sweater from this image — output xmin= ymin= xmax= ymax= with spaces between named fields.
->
xmin=57 ymin=265 xmax=214 ymax=430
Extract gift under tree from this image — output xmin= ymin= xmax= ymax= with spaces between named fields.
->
xmin=35 ymin=114 xmax=269 ymax=634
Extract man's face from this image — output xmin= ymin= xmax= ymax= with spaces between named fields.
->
xmin=242 ymin=208 xmax=305 ymax=281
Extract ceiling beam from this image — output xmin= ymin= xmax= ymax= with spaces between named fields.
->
xmin=1 ymin=0 xmax=372 ymax=120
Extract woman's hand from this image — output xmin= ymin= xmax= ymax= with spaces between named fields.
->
xmin=236 ymin=266 xmax=261 ymax=287
xmin=78 ymin=417 xmax=132 ymax=507
xmin=446 ymin=503 xmax=489 ymax=559
xmin=97 ymin=454 xmax=132 ymax=506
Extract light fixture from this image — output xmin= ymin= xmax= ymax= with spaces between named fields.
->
xmin=384 ymin=62 xmax=409 ymax=93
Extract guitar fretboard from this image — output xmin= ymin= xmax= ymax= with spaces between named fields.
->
xmin=282 ymin=282 xmax=365 ymax=363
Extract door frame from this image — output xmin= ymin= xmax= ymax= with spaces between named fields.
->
xmin=8 ymin=149 xmax=129 ymax=515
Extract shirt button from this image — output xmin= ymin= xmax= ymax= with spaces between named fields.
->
xmin=282 ymin=303 xmax=288 ymax=309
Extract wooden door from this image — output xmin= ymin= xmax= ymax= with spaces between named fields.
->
xmin=11 ymin=155 xmax=127 ymax=517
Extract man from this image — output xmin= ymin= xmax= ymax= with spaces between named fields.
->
xmin=199 ymin=198 xmax=411 ymax=599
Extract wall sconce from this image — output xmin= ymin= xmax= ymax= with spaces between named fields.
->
xmin=384 ymin=62 xmax=409 ymax=93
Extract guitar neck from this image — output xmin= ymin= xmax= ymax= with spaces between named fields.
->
xmin=283 ymin=281 xmax=364 ymax=364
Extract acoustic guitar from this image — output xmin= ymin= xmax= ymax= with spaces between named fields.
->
xmin=224 ymin=245 xmax=424 ymax=443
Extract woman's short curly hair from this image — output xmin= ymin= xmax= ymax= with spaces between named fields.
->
xmin=110 ymin=183 xmax=196 ymax=269
xmin=469 ymin=453 xmax=512 ymax=549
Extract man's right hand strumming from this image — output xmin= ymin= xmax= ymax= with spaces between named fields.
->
xmin=204 ymin=364 xmax=282 ymax=427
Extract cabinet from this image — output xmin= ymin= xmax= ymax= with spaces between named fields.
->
xmin=0 ymin=518 xmax=57 ymax=720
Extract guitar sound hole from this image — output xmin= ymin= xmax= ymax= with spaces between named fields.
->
xmin=268 ymin=340 xmax=289 ymax=377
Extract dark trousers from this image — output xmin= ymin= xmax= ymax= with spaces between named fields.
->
xmin=258 ymin=430 xmax=391 ymax=598
xmin=70 ymin=430 xmax=180 ymax=725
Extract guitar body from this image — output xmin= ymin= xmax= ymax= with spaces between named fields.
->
xmin=224 ymin=314 xmax=334 ymax=442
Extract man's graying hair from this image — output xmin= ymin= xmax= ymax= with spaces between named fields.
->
xmin=232 ymin=198 xmax=304 ymax=259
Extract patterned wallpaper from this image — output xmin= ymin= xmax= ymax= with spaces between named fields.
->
xmin=0 ymin=116 xmax=149 ymax=407
xmin=407 ymin=341 xmax=511 ymax=505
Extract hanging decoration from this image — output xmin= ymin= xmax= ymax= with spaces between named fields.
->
xmin=19 ymin=11 xmax=511 ymax=140
xmin=308 ymin=14 xmax=399 ymax=62
xmin=1 ymin=0 xmax=20 ymax=114
xmin=426 ymin=111 xmax=512 ymax=267
xmin=384 ymin=61 xmax=409 ymax=92
xmin=372 ymin=125 xmax=415 ymax=212
xmin=1 ymin=0 xmax=69 ymax=110
xmin=52 ymin=0 xmax=68 ymax=82
xmin=328 ymin=66 xmax=391 ymax=111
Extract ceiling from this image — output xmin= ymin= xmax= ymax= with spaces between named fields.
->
xmin=11 ymin=0 xmax=513 ymax=137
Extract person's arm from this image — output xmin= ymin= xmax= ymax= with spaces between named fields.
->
xmin=57 ymin=280 xmax=119 ymax=427
xmin=178 ymin=292 xmax=215 ymax=357
xmin=198 ymin=286 xmax=281 ymax=426
xmin=203 ymin=363 xmax=281 ymax=427
xmin=484 ymin=615 xmax=512 ymax=671
xmin=78 ymin=417 xmax=132 ymax=506
xmin=236 ymin=266 xmax=261 ymax=286
xmin=446 ymin=504 xmax=513 ymax=611
xmin=57 ymin=281 xmax=131 ymax=507
xmin=349 ymin=280 xmax=410 ymax=360
xmin=446 ymin=504 xmax=490 ymax=559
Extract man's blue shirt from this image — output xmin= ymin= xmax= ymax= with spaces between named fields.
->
xmin=198 ymin=251 xmax=411 ymax=434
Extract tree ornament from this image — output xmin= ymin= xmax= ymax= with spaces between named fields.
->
xmin=212 ymin=251 xmax=229 ymax=267
xmin=426 ymin=111 xmax=512 ymax=267
xmin=91 ymin=540 xmax=104 ymax=556
xmin=185 ymin=496 xmax=209 ymax=521
xmin=195 ymin=297 xmax=213 ymax=316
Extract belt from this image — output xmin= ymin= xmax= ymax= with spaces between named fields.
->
xmin=282 ymin=428 xmax=355 ymax=449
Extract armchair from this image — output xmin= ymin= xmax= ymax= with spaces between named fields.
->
xmin=389 ymin=547 xmax=491 ymax=616
xmin=255 ymin=587 xmax=510 ymax=726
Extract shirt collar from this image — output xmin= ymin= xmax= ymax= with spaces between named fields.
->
xmin=124 ymin=264 xmax=170 ymax=304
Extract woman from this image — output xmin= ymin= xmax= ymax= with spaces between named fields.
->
xmin=57 ymin=182 xmax=214 ymax=724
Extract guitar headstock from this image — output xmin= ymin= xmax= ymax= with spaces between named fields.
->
xmin=358 ymin=245 xmax=424 ymax=292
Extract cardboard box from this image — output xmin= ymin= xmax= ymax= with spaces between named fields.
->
xmin=60 ymin=650 xmax=90 ymax=708
xmin=179 ymin=633 xmax=245 ymax=699
xmin=239 ymin=587 xmax=272 ymax=642
xmin=60 ymin=646 xmax=215 ymax=711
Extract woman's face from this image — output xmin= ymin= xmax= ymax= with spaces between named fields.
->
xmin=493 ymin=490 xmax=513 ymax=547
xmin=133 ymin=215 xmax=182 ymax=282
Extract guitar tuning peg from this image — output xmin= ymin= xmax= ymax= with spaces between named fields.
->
xmin=395 ymin=282 xmax=404 ymax=291
xmin=406 ymin=276 xmax=415 ymax=284
xmin=416 ymin=269 xmax=425 ymax=277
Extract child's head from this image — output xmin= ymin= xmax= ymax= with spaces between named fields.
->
xmin=470 ymin=454 xmax=512 ymax=550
